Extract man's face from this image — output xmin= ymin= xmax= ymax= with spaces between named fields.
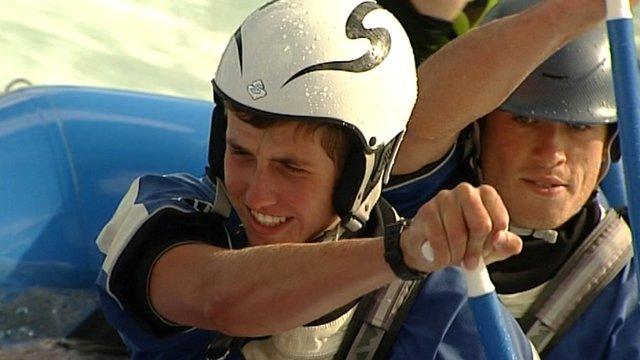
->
xmin=224 ymin=111 xmax=339 ymax=246
xmin=480 ymin=110 xmax=608 ymax=229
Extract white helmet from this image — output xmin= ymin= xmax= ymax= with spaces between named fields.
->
xmin=209 ymin=0 xmax=417 ymax=231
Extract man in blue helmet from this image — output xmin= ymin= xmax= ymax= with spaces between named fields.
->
xmin=384 ymin=0 xmax=640 ymax=358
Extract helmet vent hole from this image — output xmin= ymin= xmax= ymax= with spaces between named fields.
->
xmin=541 ymin=72 xmax=569 ymax=80
xmin=369 ymin=137 xmax=377 ymax=146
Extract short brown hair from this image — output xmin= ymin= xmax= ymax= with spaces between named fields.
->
xmin=224 ymin=101 xmax=350 ymax=172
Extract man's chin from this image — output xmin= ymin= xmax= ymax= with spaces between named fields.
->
xmin=510 ymin=210 xmax=570 ymax=230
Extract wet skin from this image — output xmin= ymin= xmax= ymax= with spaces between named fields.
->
xmin=224 ymin=111 xmax=340 ymax=246
xmin=480 ymin=110 xmax=608 ymax=229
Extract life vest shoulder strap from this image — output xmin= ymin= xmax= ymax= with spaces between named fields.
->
xmin=522 ymin=209 xmax=633 ymax=353
xmin=337 ymin=198 xmax=424 ymax=360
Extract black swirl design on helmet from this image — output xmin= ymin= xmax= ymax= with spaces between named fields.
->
xmin=257 ymin=0 xmax=279 ymax=11
xmin=283 ymin=1 xmax=391 ymax=87
xmin=233 ymin=29 xmax=243 ymax=75
xmin=235 ymin=0 xmax=280 ymax=75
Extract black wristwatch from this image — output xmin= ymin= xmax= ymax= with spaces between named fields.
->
xmin=383 ymin=219 xmax=426 ymax=280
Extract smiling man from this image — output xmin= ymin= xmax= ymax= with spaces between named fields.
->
xmin=222 ymin=106 xmax=346 ymax=247
xmin=94 ymin=1 xmax=532 ymax=359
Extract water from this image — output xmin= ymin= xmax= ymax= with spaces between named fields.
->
xmin=0 ymin=287 xmax=105 ymax=357
xmin=0 ymin=287 xmax=98 ymax=343
xmin=0 ymin=0 xmax=265 ymax=100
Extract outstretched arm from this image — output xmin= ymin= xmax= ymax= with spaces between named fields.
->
xmin=150 ymin=238 xmax=395 ymax=337
xmin=408 ymin=0 xmax=473 ymax=21
xmin=150 ymin=188 xmax=522 ymax=339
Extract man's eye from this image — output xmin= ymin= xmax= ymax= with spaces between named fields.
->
xmin=229 ymin=147 xmax=250 ymax=156
xmin=567 ymin=123 xmax=591 ymax=131
xmin=285 ymin=164 xmax=305 ymax=173
xmin=514 ymin=116 xmax=535 ymax=125
xmin=279 ymin=161 xmax=308 ymax=174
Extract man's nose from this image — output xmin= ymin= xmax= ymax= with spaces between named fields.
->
xmin=531 ymin=123 xmax=568 ymax=167
xmin=243 ymin=166 xmax=277 ymax=209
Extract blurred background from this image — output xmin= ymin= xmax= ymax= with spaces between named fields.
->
xmin=0 ymin=0 xmax=265 ymax=100
xmin=0 ymin=1 xmax=263 ymax=357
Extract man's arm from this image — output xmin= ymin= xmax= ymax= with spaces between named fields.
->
xmin=149 ymin=239 xmax=394 ymax=337
xmin=408 ymin=0 xmax=473 ymax=21
xmin=394 ymin=0 xmax=610 ymax=174
xmin=149 ymin=190 xmax=523 ymax=339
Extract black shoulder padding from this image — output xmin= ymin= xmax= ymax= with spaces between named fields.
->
xmin=110 ymin=209 xmax=230 ymax=337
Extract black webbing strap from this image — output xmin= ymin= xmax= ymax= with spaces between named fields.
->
xmin=519 ymin=209 xmax=633 ymax=354
xmin=336 ymin=198 xmax=427 ymax=359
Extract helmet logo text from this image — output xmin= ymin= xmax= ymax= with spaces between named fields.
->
xmin=247 ymin=80 xmax=267 ymax=100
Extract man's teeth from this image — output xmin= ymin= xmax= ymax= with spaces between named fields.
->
xmin=251 ymin=210 xmax=287 ymax=227
xmin=535 ymin=182 xmax=555 ymax=189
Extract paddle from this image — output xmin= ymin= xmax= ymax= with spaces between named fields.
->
xmin=605 ymin=0 xmax=640 ymax=292
xmin=421 ymin=243 xmax=517 ymax=359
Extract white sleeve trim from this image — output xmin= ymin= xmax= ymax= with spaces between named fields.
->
xmin=96 ymin=177 xmax=208 ymax=308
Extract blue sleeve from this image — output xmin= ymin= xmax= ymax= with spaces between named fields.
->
xmin=383 ymin=141 xmax=474 ymax=218
xmin=545 ymin=259 xmax=640 ymax=359
xmin=95 ymin=173 xmax=230 ymax=358
xmin=97 ymin=284 xmax=217 ymax=360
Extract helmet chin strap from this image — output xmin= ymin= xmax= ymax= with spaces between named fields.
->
xmin=342 ymin=181 xmax=383 ymax=232
xmin=508 ymin=224 xmax=559 ymax=244
xmin=311 ymin=218 xmax=346 ymax=243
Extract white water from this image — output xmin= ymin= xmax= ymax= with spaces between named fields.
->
xmin=0 ymin=0 xmax=265 ymax=100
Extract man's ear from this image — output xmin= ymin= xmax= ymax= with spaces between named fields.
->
xmin=597 ymin=136 xmax=615 ymax=182
xmin=610 ymin=135 xmax=621 ymax=162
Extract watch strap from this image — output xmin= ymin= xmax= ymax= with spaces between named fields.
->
xmin=383 ymin=219 xmax=426 ymax=280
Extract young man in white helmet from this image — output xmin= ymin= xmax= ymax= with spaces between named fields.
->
xmin=384 ymin=0 xmax=640 ymax=358
xmin=95 ymin=1 xmax=531 ymax=359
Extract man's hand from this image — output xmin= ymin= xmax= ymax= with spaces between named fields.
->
xmin=408 ymin=0 xmax=472 ymax=21
xmin=400 ymin=183 xmax=522 ymax=272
